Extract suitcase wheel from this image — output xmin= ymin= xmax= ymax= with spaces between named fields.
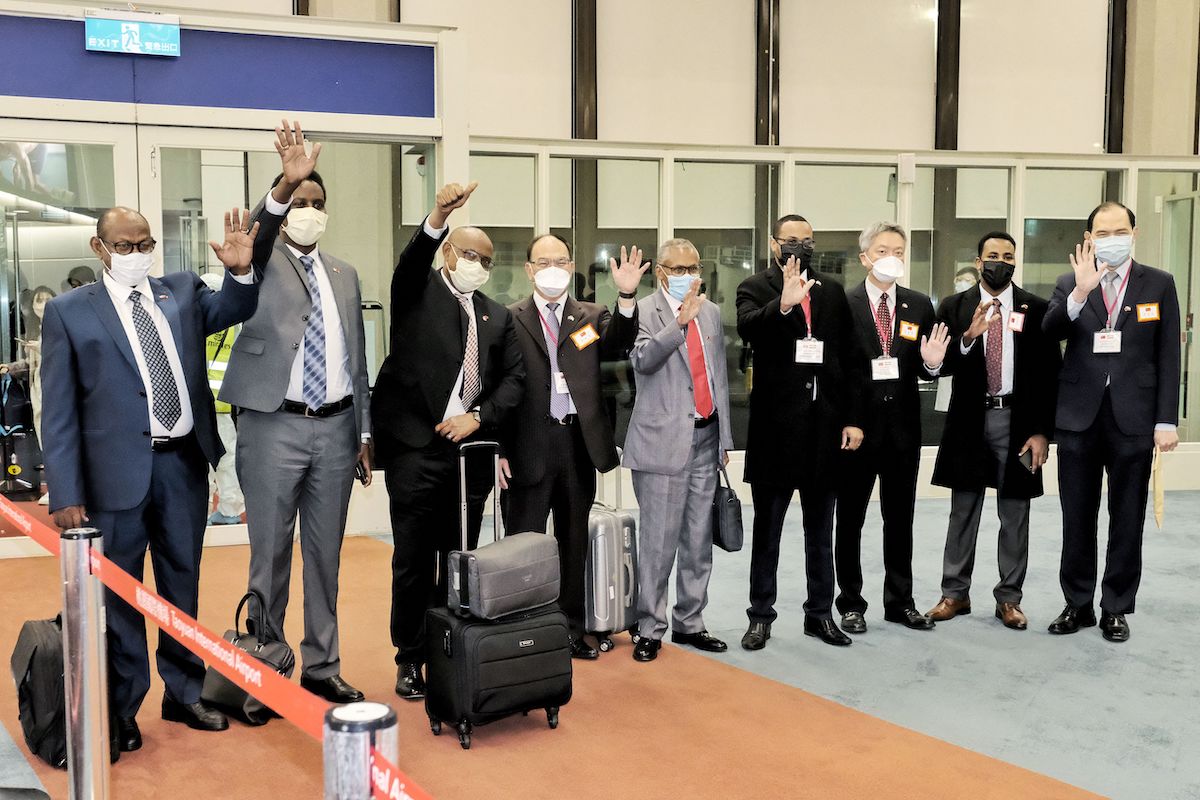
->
xmin=547 ymin=707 xmax=559 ymax=730
xmin=457 ymin=721 xmax=472 ymax=750
xmin=599 ymin=636 xmax=614 ymax=653
xmin=429 ymin=718 xmax=442 ymax=736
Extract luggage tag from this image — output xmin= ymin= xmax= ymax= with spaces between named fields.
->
xmin=1008 ymin=311 xmax=1025 ymax=333
xmin=871 ymin=357 xmax=900 ymax=381
xmin=553 ymin=371 xmax=570 ymax=394
xmin=794 ymin=337 xmax=824 ymax=364
xmin=1093 ymin=328 xmax=1122 ymax=354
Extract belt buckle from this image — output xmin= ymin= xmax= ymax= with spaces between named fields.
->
xmin=304 ymin=405 xmax=317 ymax=418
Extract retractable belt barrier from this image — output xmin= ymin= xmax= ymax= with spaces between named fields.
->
xmin=0 ymin=495 xmax=432 ymax=800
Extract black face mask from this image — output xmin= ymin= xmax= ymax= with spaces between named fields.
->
xmin=779 ymin=240 xmax=815 ymax=270
xmin=980 ymin=260 xmax=1015 ymax=291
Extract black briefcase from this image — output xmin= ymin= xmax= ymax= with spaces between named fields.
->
xmin=201 ymin=590 xmax=294 ymax=725
xmin=712 ymin=465 xmax=744 ymax=552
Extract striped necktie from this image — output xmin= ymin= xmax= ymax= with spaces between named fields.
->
xmin=299 ymin=255 xmax=327 ymax=411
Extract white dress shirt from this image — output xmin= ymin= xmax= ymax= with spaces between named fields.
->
xmin=959 ymin=284 xmax=1015 ymax=396
xmin=662 ymin=287 xmax=716 ymax=417
xmin=864 ymin=278 xmax=942 ymax=375
xmin=533 ymin=292 xmax=578 ymax=415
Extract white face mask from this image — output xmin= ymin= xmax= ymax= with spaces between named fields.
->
xmin=102 ymin=244 xmax=154 ymax=287
xmin=867 ymin=254 xmax=905 ymax=283
xmin=532 ymin=265 xmax=571 ymax=299
xmin=449 ymin=251 xmax=490 ymax=294
xmin=285 ymin=207 xmax=328 ymax=247
xmin=954 ymin=278 xmax=976 ymax=293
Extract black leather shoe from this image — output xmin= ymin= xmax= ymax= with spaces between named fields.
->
xmin=741 ymin=622 xmax=771 ymax=651
xmin=395 ymin=663 xmax=426 ymax=701
xmin=670 ymin=630 xmax=728 ymax=652
xmin=803 ymin=616 xmax=852 ymax=647
xmin=840 ymin=611 xmax=867 ymax=634
xmin=301 ymin=674 xmax=365 ymax=704
xmin=884 ymin=607 xmax=936 ymax=630
xmin=116 ymin=716 xmax=141 ymax=752
xmin=1047 ymin=605 xmax=1097 ymax=635
xmin=632 ymin=637 xmax=661 ymax=662
xmin=569 ymin=636 xmax=599 ymax=660
xmin=161 ymin=698 xmax=229 ymax=731
xmin=1100 ymin=612 xmax=1130 ymax=643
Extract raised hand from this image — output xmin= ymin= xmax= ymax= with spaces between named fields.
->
xmin=676 ymin=278 xmax=705 ymax=326
xmin=208 ymin=208 xmax=259 ymax=274
xmin=1069 ymin=239 xmax=1103 ymax=300
xmin=429 ymin=182 xmax=478 ymax=229
xmin=274 ymin=119 xmax=322 ymax=189
xmin=610 ymin=245 xmax=650 ymax=297
xmin=920 ymin=321 xmax=951 ymax=367
xmin=780 ymin=255 xmax=817 ymax=314
xmin=963 ymin=300 xmax=993 ymax=345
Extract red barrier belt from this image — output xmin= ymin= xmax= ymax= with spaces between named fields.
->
xmin=0 ymin=495 xmax=432 ymax=800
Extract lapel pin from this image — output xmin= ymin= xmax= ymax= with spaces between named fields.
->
xmin=1123 ymin=306 xmax=1132 ymax=312
xmin=331 ymin=266 xmax=340 ymax=273
xmin=567 ymin=315 xmax=575 ymax=322
xmin=481 ymin=314 xmax=489 ymax=322
xmin=1021 ymin=303 xmax=1028 ymax=309
xmin=901 ymin=302 xmax=908 ymax=309
xmin=158 ymin=294 xmax=168 ymax=300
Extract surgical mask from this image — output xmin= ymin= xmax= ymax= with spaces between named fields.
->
xmin=449 ymin=253 xmax=490 ymax=294
xmin=980 ymin=260 xmax=1015 ymax=291
xmin=954 ymin=278 xmax=976 ymax=293
xmin=102 ymin=244 xmax=154 ymax=287
xmin=1093 ymin=234 xmax=1132 ymax=269
xmin=665 ymin=274 xmax=694 ymax=302
xmin=285 ymin=207 xmax=328 ymax=247
xmin=533 ymin=265 xmax=571 ymax=299
xmin=867 ymin=254 xmax=905 ymax=283
xmin=779 ymin=240 xmax=814 ymax=270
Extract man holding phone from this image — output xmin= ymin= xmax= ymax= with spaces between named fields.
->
xmin=926 ymin=232 xmax=1061 ymax=630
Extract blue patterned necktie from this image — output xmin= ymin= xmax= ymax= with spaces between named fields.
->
xmin=544 ymin=302 xmax=569 ymax=420
xmin=128 ymin=290 xmax=182 ymax=429
xmin=299 ymin=255 xmax=327 ymax=411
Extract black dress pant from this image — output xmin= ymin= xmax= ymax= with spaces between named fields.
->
xmin=502 ymin=421 xmax=596 ymax=636
xmin=1055 ymin=390 xmax=1154 ymax=615
xmin=386 ymin=438 xmax=494 ymax=666
xmin=747 ymin=482 xmax=837 ymax=622
xmin=834 ymin=441 xmax=919 ymax=615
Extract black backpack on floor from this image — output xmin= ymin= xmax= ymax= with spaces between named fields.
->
xmin=9 ymin=616 xmax=67 ymax=768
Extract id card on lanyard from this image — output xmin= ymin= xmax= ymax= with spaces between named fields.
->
xmin=1093 ymin=268 xmax=1130 ymax=354
xmin=794 ymin=295 xmax=824 ymax=365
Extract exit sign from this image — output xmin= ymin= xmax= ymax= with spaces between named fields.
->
xmin=85 ymin=9 xmax=180 ymax=57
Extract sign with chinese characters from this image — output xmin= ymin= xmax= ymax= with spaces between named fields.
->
xmin=84 ymin=9 xmax=181 ymax=57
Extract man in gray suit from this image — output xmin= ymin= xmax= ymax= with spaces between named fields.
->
xmin=221 ymin=121 xmax=371 ymax=703
xmin=625 ymin=238 xmax=733 ymax=662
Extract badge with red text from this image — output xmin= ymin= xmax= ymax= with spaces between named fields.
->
xmin=1137 ymin=303 xmax=1160 ymax=322
xmin=570 ymin=323 xmax=599 ymax=350
xmin=898 ymin=321 xmax=919 ymax=341
xmin=1008 ymin=311 xmax=1025 ymax=333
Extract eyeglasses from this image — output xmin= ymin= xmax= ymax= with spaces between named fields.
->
xmin=773 ymin=237 xmax=814 ymax=248
xmin=450 ymin=244 xmax=494 ymax=270
xmin=103 ymin=238 xmax=157 ymax=255
xmin=658 ymin=264 xmax=702 ymax=277
xmin=531 ymin=257 xmax=571 ymax=270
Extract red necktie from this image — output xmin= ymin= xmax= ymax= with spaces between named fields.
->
xmin=875 ymin=292 xmax=892 ymax=355
xmin=985 ymin=299 xmax=1003 ymax=395
xmin=686 ymin=320 xmax=715 ymax=419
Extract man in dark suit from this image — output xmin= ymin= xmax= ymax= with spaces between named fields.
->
xmin=41 ymin=205 xmax=260 ymax=752
xmin=926 ymin=231 xmax=1061 ymax=631
xmin=499 ymin=235 xmax=642 ymax=659
xmin=371 ymin=181 xmax=525 ymax=699
xmin=736 ymin=214 xmax=867 ymax=650
xmin=1043 ymin=202 xmax=1181 ymax=643
xmin=835 ymin=222 xmax=950 ymax=635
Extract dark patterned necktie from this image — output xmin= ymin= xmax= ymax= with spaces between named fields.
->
xmin=985 ymin=298 xmax=1004 ymax=396
xmin=128 ymin=290 xmax=181 ymax=429
xmin=458 ymin=293 xmax=481 ymax=409
xmin=876 ymin=292 xmax=892 ymax=355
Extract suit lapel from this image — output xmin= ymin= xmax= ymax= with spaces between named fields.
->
xmin=471 ymin=292 xmax=490 ymax=379
xmin=848 ymin=284 xmax=882 ymax=357
xmin=516 ymin=297 xmax=549 ymax=360
xmin=148 ymin=277 xmax=184 ymax=357
xmin=558 ymin=295 xmax=584 ymax=353
xmin=276 ymin=241 xmax=310 ymax=292
xmin=87 ymin=283 xmax=139 ymax=374
xmin=1114 ymin=262 xmax=1141 ymax=331
xmin=322 ymin=255 xmax=356 ymax=346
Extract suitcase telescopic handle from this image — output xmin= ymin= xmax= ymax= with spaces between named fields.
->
xmin=458 ymin=440 xmax=504 ymax=552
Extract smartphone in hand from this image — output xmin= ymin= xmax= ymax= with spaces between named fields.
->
xmin=1019 ymin=448 xmax=1035 ymax=472
xmin=354 ymin=461 xmax=369 ymax=485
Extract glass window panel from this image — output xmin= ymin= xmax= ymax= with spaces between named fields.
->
xmin=468 ymin=153 xmax=535 ymax=308
xmin=794 ymin=163 xmax=898 ymax=284
xmin=1022 ymin=168 xmax=1122 ymax=299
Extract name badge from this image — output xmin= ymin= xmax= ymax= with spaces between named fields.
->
xmin=553 ymin=371 xmax=570 ymax=394
xmin=795 ymin=338 xmax=825 ymax=364
xmin=871 ymin=356 xmax=900 ymax=381
xmin=570 ymin=323 xmax=599 ymax=350
xmin=1093 ymin=330 xmax=1122 ymax=354
xmin=1136 ymin=303 xmax=1160 ymax=322
xmin=1008 ymin=311 xmax=1025 ymax=333
xmin=898 ymin=321 xmax=919 ymax=341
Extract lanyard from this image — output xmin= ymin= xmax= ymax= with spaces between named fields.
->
xmin=1101 ymin=267 xmax=1132 ymax=328
xmin=867 ymin=294 xmax=893 ymax=357
xmin=535 ymin=306 xmax=559 ymax=347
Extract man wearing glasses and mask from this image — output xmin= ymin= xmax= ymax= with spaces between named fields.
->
xmin=736 ymin=214 xmax=867 ymax=650
xmin=372 ymin=181 xmax=525 ymax=700
xmin=498 ymin=234 xmax=644 ymax=659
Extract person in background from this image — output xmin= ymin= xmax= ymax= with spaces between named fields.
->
xmin=954 ymin=266 xmax=981 ymax=294
xmin=4 ymin=286 xmax=56 ymax=505
xmin=63 ymin=265 xmax=97 ymax=293
xmin=199 ymin=271 xmax=244 ymax=526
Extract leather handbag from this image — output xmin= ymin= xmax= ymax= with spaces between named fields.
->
xmin=712 ymin=465 xmax=744 ymax=552
xmin=200 ymin=590 xmax=294 ymax=725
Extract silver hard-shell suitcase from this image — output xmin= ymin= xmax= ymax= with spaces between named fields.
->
xmin=584 ymin=463 xmax=638 ymax=652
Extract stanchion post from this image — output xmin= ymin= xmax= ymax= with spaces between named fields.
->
xmin=60 ymin=527 xmax=110 ymax=800
xmin=323 ymin=702 xmax=398 ymax=799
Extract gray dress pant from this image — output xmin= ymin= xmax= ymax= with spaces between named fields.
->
xmin=941 ymin=407 xmax=1031 ymax=604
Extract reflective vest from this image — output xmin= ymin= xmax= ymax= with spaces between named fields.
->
xmin=206 ymin=324 xmax=238 ymax=414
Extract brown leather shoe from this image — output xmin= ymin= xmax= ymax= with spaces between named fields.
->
xmin=995 ymin=602 xmax=1028 ymax=630
xmin=926 ymin=596 xmax=971 ymax=621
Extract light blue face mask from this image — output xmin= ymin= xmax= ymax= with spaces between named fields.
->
xmin=666 ymin=274 xmax=694 ymax=301
xmin=1093 ymin=234 xmax=1133 ymax=268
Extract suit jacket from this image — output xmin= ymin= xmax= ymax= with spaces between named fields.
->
xmin=221 ymin=201 xmax=370 ymax=439
xmin=1043 ymin=261 xmax=1181 ymax=435
xmin=736 ymin=266 xmax=866 ymax=488
xmin=623 ymin=291 xmax=733 ymax=475
xmin=502 ymin=294 xmax=637 ymax=485
xmin=41 ymin=271 xmax=259 ymax=512
xmin=844 ymin=281 xmax=937 ymax=453
xmin=933 ymin=285 xmax=1060 ymax=498
xmin=371 ymin=223 xmax=525 ymax=460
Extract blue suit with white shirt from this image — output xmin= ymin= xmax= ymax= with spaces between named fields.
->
xmin=41 ymin=268 xmax=259 ymax=717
